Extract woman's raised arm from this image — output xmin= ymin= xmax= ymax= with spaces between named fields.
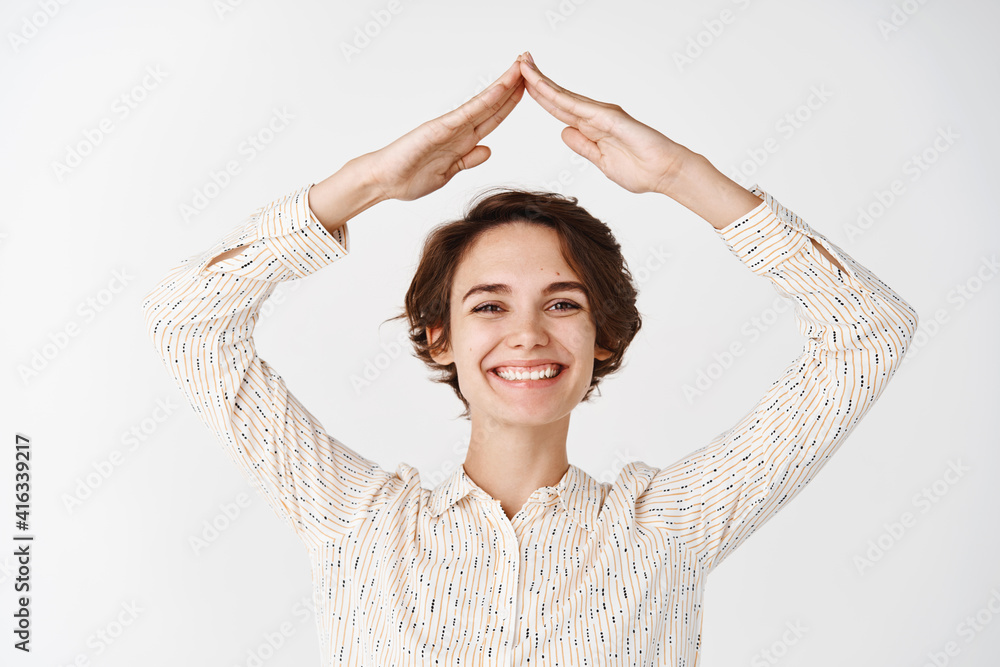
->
xmin=517 ymin=54 xmax=918 ymax=573
xmin=140 ymin=56 xmax=526 ymax=552
xmin=517 ymin=53 xmax=845 ymax=268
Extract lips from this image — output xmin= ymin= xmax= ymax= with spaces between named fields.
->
xmin=488 ymin=362 xmax=567 ymax=384
xmin=488 ymin=360 xmax=566 ymax=373
xmin=493 ymin=363 xmax=562 ymax=374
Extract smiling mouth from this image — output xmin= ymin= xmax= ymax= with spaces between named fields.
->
xmin=489 ymin=364 xmax=565 ymax=382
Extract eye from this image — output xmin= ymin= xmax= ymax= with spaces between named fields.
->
xmin=550 ymin=300 xmax=581 ymax=312
xmin=470 ymin=300 xmax=582 ymax=315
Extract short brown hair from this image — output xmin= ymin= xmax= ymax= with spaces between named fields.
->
xmin=385 ymin=187 xmax=642 ymax=420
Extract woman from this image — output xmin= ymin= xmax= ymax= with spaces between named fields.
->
xmin=142 ymin=53 xmax=917 ymax=665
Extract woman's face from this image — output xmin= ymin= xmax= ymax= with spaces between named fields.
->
xmin=426 ymin=221 xmax=613 ymax=428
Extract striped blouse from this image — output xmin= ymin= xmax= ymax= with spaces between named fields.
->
xmin=141 ymin=182 xmax=918 ymax=666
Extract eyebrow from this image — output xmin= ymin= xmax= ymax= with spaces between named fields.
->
xmin=461 ymin=281 xmax=588 ymax=304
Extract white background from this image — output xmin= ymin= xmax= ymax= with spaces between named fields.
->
xmin=2 ymin=0 xmax=998 ymax=665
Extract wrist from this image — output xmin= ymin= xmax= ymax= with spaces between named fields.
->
xmin=653 ymin=147 xmax=702 ymax=199
xmin=308 ymin=157 xmax=388 ymax=234
xmin=656 ymin=151 xmax=762 ymax=230
xmin=343 ymin=154 xmax=391 ymax=206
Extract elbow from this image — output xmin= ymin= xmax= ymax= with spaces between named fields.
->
xmin=896 ymin=299 xmax=920 ymax=361
xmin=140 ymin=288 xmax=161 ymax=344
xmin=140 ymin=282 xmax=174 ymax=354
xmin=878 ymin=297 xmax=919 ymax=375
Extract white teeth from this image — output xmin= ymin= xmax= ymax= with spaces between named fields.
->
xmin=495 ymin=365 xmax=561 ymax=381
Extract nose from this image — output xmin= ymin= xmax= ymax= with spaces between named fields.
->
xmin=504 ymin=309 xmax=550 ymax=349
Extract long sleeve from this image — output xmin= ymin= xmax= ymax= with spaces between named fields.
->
xmin=636 ymin=185 xmax=919 ymax=573
xmin=140 ymin=184 xmax=396 ymax=553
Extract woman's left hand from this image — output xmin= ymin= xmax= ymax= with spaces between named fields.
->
xmin=517 ymin=53 xmax=691 ymax=196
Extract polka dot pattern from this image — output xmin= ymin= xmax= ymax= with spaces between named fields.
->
xmin=141 ymin=183 xmax=918 ymax=665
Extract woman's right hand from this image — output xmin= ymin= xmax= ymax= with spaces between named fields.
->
xmin=360 ymin=56 xmax=527 ymax=202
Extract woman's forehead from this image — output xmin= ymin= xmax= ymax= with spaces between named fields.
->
xmin=452 ymin=224 xmax=579 ymax=291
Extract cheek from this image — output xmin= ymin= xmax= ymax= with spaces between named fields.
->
xmin=451 ymin=316 xmax=598 ymax=364
xmin=560 ymin=319 xmax=598 ymax=348
xmin=449 ymin=324 xmax=490 ymax=371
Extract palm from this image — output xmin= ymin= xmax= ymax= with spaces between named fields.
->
xmin=364 ymin=54 xmax=686 ymax=202
xmin=372 ymin=117 xmax=488 ymax=202
xmin=517 ymin=58 xmax=687 ymax=196
xmin=574 ymin=120 xmax=675 ymax=194
xmin=366 ymin=59 xmax=525 ymax=202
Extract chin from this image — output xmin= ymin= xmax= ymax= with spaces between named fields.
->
xmin=487 ymin=400 xmax=576 ymax=427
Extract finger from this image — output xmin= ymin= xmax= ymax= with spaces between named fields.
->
xmin=451 ymin=144 xmax=491 ymax=178
xmin=443 ymin=76 xmax=519 ymax=131
xmin=520 ymin=62 xmax=626 ymax=139
xmin=522 ymin=73 xmax=582 ymax=128
xmin=528 ymin=61 xmax=608 ymax=107
xmin=474 ymin=78 xmax=525 ymax=139
xmin=484 ymin=69 xmax=526 ymax=117
xmin=519 ymin=60 xmax=603 ymax=122
xmin=445 ymin=60 xmax=524 ymax=128
xmin=460 ymin=78 xmax=522 ymax=134
xmin=522 ymin=65 xmax=622 ymax=139
xmin=560 ymin=126 xmax=601 ymax=164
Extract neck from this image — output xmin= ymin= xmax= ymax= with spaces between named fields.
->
xmin=462 ymin=411 xmax=571 ymax=520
